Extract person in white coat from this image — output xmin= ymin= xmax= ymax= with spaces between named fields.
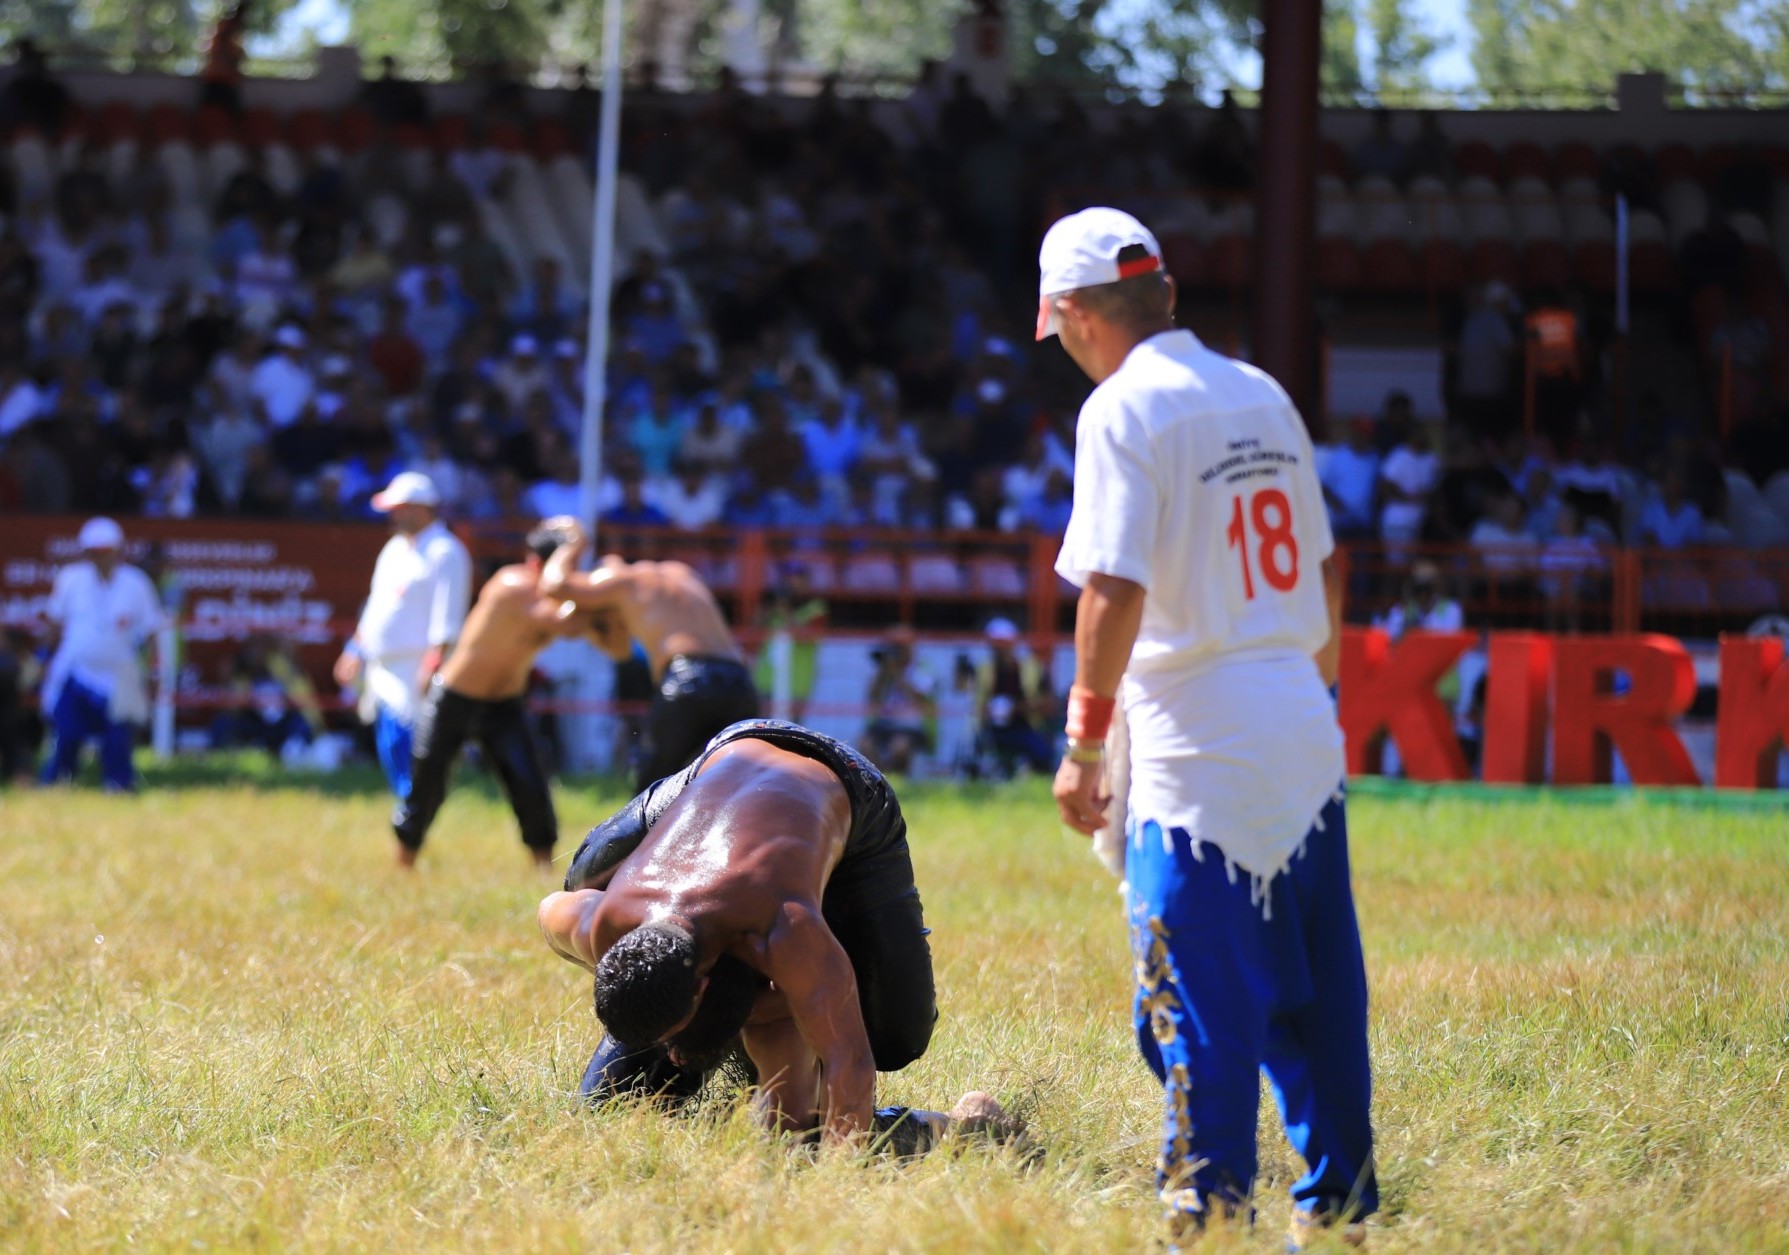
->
xmin=39 ymin=517 xmax=167 ymax=790
xmin=334 ymin=472 xmax=472 ymax=803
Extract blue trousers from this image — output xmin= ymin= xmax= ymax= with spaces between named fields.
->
xmin=41 ymin=677 xmax=135 ymax=790
xmin=373 ymin=705 xmax=413 ymax=800
xmin=1127 ymin=787 xmax=1376 ymax=1228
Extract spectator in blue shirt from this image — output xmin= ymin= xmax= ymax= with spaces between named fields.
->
xmin=1320 ymin=419 xmax=1382 ymax=541
xmin=624 ymin=383 xmax=686 ymax=478
xmin=1021 ymin=468 xmax=1074 ymax=534
xmin=510 ymin=255 xmax=582 ymax=343
xmin=800 ymin=396 xmax=861 ymax=487
xmin=600 ymin=472 xmax=670 ymax=528
xmin=622 ymin=280 xmax=686 ymax=365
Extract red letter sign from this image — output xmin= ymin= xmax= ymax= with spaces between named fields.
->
xmin=1339 ymin=627 xmax=1475 ymax=780
xmin=1552 ymin=635 xmax=1699 ymax=786
xmin=1482 ymin=633 xmax=1553 ymax=785
xmin=1715 ymin=635 xmax=1789 ymax=789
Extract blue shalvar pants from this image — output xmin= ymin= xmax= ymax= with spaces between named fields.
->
xmin=373 ymin=704 xmax=413 ymax=800
xmin=1127 ymin=787 xmax=1376 ymax=1232
xmin=41 ymin=677 xmax=135 ymax=790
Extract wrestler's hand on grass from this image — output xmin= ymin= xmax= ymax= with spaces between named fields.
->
xmin=1053 ymin=755 xmax=1110 ymax=837
xmin=537 ymin=889 xmax=605 ymax=971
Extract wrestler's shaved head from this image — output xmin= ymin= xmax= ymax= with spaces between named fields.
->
xmin=665 ymin=953 xmax=761 ymax=1071
xmin=594 ymin=922 xmax=701 ymax=1047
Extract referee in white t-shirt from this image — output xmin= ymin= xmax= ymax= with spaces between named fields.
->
xmin=1040 ymin=208 xmax=1374 ymax=1249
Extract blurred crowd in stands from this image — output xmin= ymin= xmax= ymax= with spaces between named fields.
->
xmin=0 ymin=38 xmax=1786 ymax=570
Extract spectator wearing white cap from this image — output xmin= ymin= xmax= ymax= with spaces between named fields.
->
xmin=972 ymin=617 xmax=1053 ymax=777
xmin=250 ymin=324 xmax=315 ymax=428
xmin=333 ymin=472 xmax=472 ymax=803
xmin=39 ymin=517 xmax=167 ymax=791
xmin=493 ymin=334 xmax=552 ymax=415
xmin=1039 ymin=207 xmax=1373 ymax=1247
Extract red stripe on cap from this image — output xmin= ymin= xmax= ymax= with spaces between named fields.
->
xmin=1117 ymin=253 xmax=1162 ymax=279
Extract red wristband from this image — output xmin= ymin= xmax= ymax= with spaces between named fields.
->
xmin=1066 ymin=685 xmax=1116 ymax=741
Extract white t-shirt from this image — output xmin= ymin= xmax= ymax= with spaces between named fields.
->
xmin=354 ymin=521 xmax=472 ymax=722
xmin=250 ymin=354 xmax=316 ymax=428
xmin=44 ymin=560 xmax=167 ymax=723
xmin=1379 ymin=444 xmax=1440 ymax=540
xmin=1055 ymin=329 xmax=1343 ymax=883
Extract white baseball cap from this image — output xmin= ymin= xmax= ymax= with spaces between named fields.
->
xmin=985 ymin=617 xmax=1020 ymax=643
xmin=370 ymin=471 xmax=441 ymax=511
xmin=78 ymin=516 xmax=125 ymax=550
xmin=511 ymin=333 xmax=539 ymax=357
xmin=1035 ymin=206 xmax=1164 ymax=341
xmin=274 ymin=324 xmax=307 ymax=350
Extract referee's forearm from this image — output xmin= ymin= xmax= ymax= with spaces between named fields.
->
xmin=1073 ymin=574 xmax=1146 ymax=698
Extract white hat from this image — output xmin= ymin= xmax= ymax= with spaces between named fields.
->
xmin=985 ymin=617 xmax=1020 ymax=643
xmin=511 ymin=333 xmax=539 ymax=357
xmin=1035 ymin=206 xmax=1164 ymax=341
xmin=78 ymin=516 xmax=125 ymax=550
xmin=274 ymin=324 xmax=307 ymax=350
xmin=370 ymin=471 xmax=441 ymax=511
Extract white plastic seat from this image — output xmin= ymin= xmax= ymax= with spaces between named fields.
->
xmin=263 ymin=143 xmax=302 ymax=199
xmin=1353 ymin=173 xmax=1398 ymax=201
xmin=1458 ymin=174 xmax=1500 ymax=204
xmin=203 ymin=141 xmax=246 ymax=203
xmin=969 ymin=558 xmax=1026 ymax=598
xmin=1627 ymin=209 xmax=1669 ymax=245
xmin=1513 ymin=194 xmax=1564 ymax=245
xmin=154 ymin=140 xmax=203 ymax=209
xmin=1362 ymin=195 xmax=1417 ymax=243
xmin=1558 ymin=175 xmax=1601 ymax=206
xmin=908 ymin=554 xmax=962 ymax=593
xmin=9 ymin=134 xmax=56 ymax=206
xmin=1316 ymin=190 xmax=1357 ymax=242
xmin=1462 ymin=198 xmax=1514 ymax=244
xmin=1728 ymin=212 xmax=1770 ymax=248
xmin=841 ymin=554 xmax=901 ymax=593
xmin=1565 ymin=203 xmax=1613 ymax=246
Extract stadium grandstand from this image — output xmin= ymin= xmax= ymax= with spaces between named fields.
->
xmin=1 ymin=17 xmax=1787 ymax=782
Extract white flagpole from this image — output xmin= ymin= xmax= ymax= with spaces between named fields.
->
xmin=578 ymin=0 xmax=626 ymax=542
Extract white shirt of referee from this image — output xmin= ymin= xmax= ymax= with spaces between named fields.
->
xmin=43 ymin=517 xmax=168 ymax=724
xmin=1044 ymin=208 xmax=1343 ymax=887
xmin=337 ymin=472 xmax=472 ymax=726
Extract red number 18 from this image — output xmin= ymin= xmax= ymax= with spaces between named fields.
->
xmin=1226 ymin=488 xmax=1300 ymax=599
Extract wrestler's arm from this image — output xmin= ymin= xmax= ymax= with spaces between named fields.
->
xmin=758 ymin=902 xmax=875 ymax=1146
xmin=536 ymin=889 xmax=605 ymax=971
xmin=740 ymin=993 xmax=822 ymax=1135
xmin=1315 ymin=556 xmax=1343 ymax=688
xmin=538 ymin=540 xmax=626 ymax=610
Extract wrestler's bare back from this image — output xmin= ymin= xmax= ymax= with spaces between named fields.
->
xmin=540 ymin=544 xmax=741 ymax=677
xmin=436 ymin=564 xmax=578 ymax=701
xmin=539 ymin=738 xmax=852 ymax=975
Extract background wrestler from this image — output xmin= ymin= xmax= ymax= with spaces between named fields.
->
xmin=539 ymin=527 xmax=759 ymax=787
xmin=391 ymin=519 xmax=598 ymax=869
xmin=538 ymin=720 xmax=937 ymax=1145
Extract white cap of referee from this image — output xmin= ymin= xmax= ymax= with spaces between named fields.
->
xmin=1035 ymin=207 xmax=1165 ymax=341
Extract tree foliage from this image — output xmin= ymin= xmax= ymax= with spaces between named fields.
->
xmin=3 ymin=0 xmax=300 ymax=66
xmin=1467 ymin=0 xmax=1787 ymax=95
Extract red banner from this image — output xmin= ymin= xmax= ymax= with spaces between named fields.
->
xmin=1 ymin=515 xmax=385 ymax=692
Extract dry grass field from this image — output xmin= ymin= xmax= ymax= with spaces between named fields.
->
xmin=3 ymin=762 xmax=1787 ymax=1253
